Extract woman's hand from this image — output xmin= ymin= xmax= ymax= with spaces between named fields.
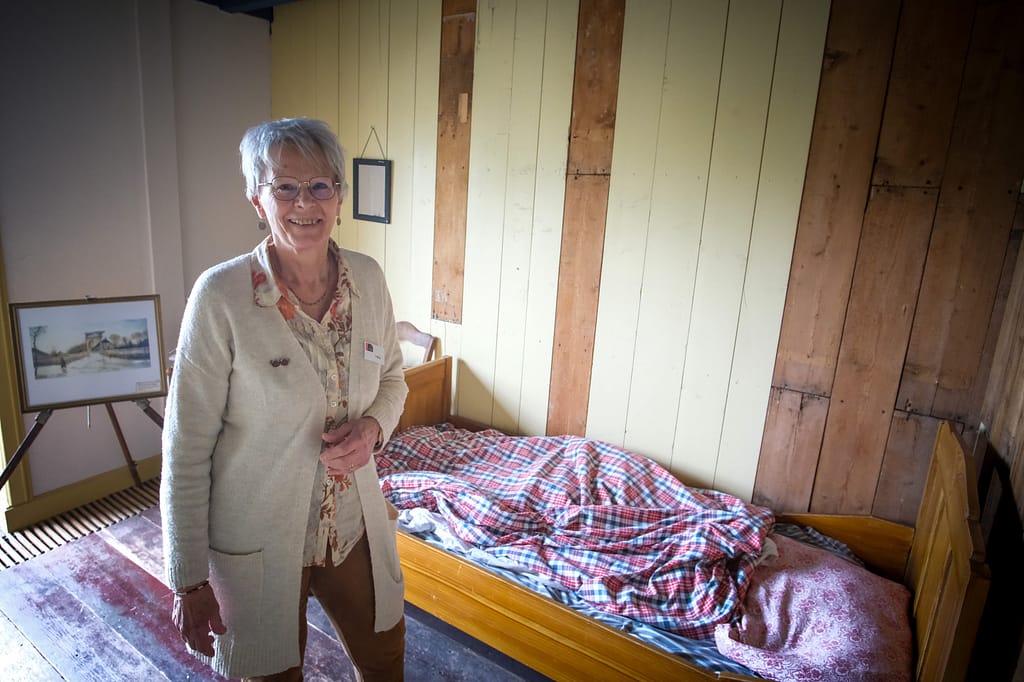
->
xmin=321 ymin=417 xmax=381 ymax=478
xmin=172 ymin=583 xmax=226 ymax=657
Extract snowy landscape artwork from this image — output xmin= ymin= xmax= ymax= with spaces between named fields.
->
xmin=10 ymin=296 xmax=166 ymax=412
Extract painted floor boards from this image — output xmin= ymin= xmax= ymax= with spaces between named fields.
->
xmin=0 ymin=507 xmax=549 ymax=681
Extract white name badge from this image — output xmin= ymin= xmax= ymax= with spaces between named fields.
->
xmin=363 ymin=341 xmax=384 ymax=365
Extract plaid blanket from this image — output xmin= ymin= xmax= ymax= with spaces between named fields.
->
xmin=378 ymin=424 xmax=774 ymax=638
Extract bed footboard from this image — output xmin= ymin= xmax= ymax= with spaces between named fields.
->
xmin=397 ymin=530 xmax=755 ymax=681
xmin=907 ymin=422 xmax=989 ymax=682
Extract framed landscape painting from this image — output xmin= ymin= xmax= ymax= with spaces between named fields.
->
xmin=9 ymin=295 xmax=167 ymax=412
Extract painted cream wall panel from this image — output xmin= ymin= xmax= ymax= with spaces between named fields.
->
xmin=458 ymin=0 xmax=516 ymax=424
xmin=356 ymin=0 xmax=390 ymax=263
xmin=336 ymin=1 xmax=362 ymax=249
xmin=517 ymin=0 xmax=579 ymax=437
xmin=623 ymin=0 xmax=728 ymax=469
xmin=142 ymin=0 xmax=187 ymax=350
xmin=384 ymin=4 xmax=420 ymax=324
xmin=314 ymin=0 xmax=341 ymax=128
xmin=586 ymin=1 xmax=671 ymax=453
xmin=716 ymin=0 xmax=830 ymax=498
xmin=674 ymin=0 xmax=782 ymax=489
xmin=434 ymin=318 xmax=463 ymax=416
xmin=491 ymin=1 xmax=547 ymax=434
xmin=409 ymin=1 xmax=443 ymax=333
xmin=2 ymin=0 xmax=156 ymax=494
xmin=271 ymin=4 xmax=317 ymax=119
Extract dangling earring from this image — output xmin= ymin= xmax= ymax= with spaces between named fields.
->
xmin=258 ymin=219 xmax=267 ymax=231
xmin=336 ymin=216 xmax=341 ymax=226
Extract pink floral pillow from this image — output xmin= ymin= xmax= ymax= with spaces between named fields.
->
xmin=714 ymin=533 xmax=912 ymax=681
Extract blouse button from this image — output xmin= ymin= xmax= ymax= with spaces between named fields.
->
xmin=329 ymin=400 xmax=338 ymax=408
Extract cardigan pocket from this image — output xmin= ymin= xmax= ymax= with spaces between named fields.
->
xmin=209 ymin=547 xmax=264 ymax=630
xmin=384 ymin=501 xmax=403 ymax=583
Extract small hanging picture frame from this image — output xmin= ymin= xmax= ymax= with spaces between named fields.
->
xmin=352 ymin=158 xmax=392 ymax=224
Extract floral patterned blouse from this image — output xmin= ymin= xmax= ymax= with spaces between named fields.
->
xmin=251 ymin=236 xmax=364 ymax=568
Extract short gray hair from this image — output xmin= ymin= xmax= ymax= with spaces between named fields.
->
xmin=239 ymin=118 xmax=349 ymax=202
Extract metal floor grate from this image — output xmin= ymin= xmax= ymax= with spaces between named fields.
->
xmin=0 ymin=478 xmax=160 ymax=570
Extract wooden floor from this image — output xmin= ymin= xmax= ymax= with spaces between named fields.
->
xmin=0 ymin=502 xmax=549 ymax=681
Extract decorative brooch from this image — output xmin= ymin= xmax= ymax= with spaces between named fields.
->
xmin=270 ymin=357 xmax=290 ymax=367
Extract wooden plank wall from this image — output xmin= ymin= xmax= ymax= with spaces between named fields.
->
xmin=268 ymin=0 xmax=1022 ymax=529
xmin=273 ymin=0 xmax=829 ymax=497
xmin=756 ymin=0 xmax=1024 ymax=525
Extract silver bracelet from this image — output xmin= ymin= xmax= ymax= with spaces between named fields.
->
xmin=173 ymin=579 xmax=210 ymax=597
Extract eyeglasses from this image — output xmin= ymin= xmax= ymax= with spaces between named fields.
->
xmin=258 ymin=176 xmax=340 ymax=201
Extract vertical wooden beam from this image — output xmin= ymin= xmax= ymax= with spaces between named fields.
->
xmin=772 ymin=0 xmax=900 ymax=396
xmin=548 ymin=175 xmax=611 ymax=436
xmin=547 ymin=0 xmax=624 ymax=436
xmin=810 ymin=187 xmax=937 ymax=514
xmin=431 ymin=0 xmax=475 ymax=323
xmin=564 ymin=0 xmax=623 ymax=176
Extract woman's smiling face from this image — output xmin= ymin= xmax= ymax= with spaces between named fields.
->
xmin=251 ymin=145 xmax=341 ymax=255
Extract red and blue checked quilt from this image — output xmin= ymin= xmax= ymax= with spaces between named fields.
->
xmin=377 ymin=424 xmax=774 ymax=639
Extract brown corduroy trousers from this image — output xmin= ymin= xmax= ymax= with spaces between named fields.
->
xmin=245 ymin=533 xmax=405 ymax=681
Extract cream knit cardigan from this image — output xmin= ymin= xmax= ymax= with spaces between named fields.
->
xmin=161 ymin=243 xmax=408 ymax=678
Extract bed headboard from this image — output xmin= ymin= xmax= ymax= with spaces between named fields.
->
xmin=397 ymin=355 xmax=452 ymax=433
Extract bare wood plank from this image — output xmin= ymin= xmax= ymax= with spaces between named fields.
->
xmin=873 ymin=411 xmax=943 ymax=525
xmin=442 ymin=0 xmax=475 ymax=16
xmin=548 ymin=175 xmax=610 ymax=437
xmin=934 ymin=228 xmax=1022 ymax=423
xmin=548 ymin=0 xmax=624 ymax=437
xmin=897 ymin=0 xmax=1024 ymax=419
xmin=752 ymin=387 xmax=828 ymax=512
xmin=871 ymin=0 xmax=974 ymax=188
xmin=431 ymin=8 xmax=475 ymax=323
xmin=566 ymin=0 xmax=625 ymax=175
xmin=983 ymin=196 xmax=1024 ymax=450
xmin=810 ymin=187 xmax=937 ymax=514
xmin=772 ymin=0 xmax=900 ymax=395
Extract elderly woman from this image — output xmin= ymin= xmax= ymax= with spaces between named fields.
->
xmin=161 ymin=117 xmax=408 ymax=681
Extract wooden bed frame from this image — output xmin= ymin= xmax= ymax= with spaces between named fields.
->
xmin=395 ymin=356 xmax=990 ymax=681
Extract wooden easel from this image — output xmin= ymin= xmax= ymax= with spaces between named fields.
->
xmin=0 ymin=399 xmax=162 ymax=491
